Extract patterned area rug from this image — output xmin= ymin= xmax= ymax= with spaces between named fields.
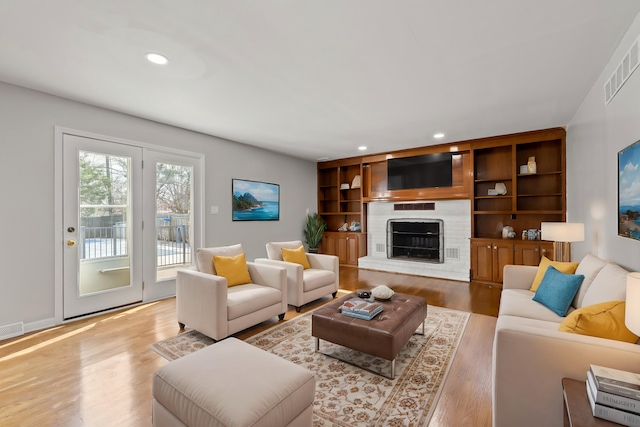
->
xmin=150 ymin=305 xmax=469 ymax=426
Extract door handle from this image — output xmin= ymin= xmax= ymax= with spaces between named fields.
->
xmin=67 ymin=240 xmax=76 ymax=247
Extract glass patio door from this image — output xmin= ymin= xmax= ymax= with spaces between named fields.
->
xmin=62 ymin=134 xmax=143 ymax=319
xmin=143 ymin=150 xmax=201 ymax=300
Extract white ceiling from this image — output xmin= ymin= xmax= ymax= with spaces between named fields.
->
xmin=1 ymin=1 xmax=639 ymax=161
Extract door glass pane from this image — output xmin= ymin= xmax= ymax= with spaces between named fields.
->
xmin=78 ymin=151 xmax=131 ymax=295
xmin=155 ymin=162 xmax=193 ymax=281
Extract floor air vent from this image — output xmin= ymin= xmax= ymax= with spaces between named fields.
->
xmin=0 ymin=322 xmax=24 ymax=340
xmin=605 ymin=36 xmax=640 ymax=105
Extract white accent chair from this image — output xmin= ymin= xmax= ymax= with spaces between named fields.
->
xmin=255 ymin=240 xmax=339 ymax=312
xmin=176 ymin=244 xmax=287 ymax=341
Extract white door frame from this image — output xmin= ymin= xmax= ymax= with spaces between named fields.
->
xmin=54 ymin=126 xmax=204 ymax=323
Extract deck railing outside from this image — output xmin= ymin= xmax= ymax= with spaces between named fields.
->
xmin=80 ymin=218 xmax=191 ymax=267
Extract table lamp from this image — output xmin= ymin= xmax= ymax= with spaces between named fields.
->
xmin=540 ymin=222 xmax=585 ymax=262
xmin=626 ymin=273 xmax=640 ymax=336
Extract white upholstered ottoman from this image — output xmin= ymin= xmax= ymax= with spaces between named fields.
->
xmin=152 ymin=337 xmax=316 ymax=427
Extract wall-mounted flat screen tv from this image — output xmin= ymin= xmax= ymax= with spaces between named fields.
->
xmin=387 ymin=152 xmax=453 ymax=190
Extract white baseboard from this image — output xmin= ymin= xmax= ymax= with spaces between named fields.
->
xmin=24 ymin=318 xmax=57 ymax=335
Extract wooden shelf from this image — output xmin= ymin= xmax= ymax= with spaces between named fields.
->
xmin=474 ymin=178 xmax=512 ymax=183
xmin=517 ymin=171 xmax=561 ymax=177
xmin=515 ymin=210 xmax=564 ymax=215
xmin=317 ymin=158 xmax=367 ymax=262
xmin=471 ymin=128 xmax=566 ymax=284
xmin=517 ymin=193 xmax=562 ymax=197
xmin=473 ymin=211 xmax=514 ymax=215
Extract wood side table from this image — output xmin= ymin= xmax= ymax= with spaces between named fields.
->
xmin=562 ymin=378 xmax=619 ymax=426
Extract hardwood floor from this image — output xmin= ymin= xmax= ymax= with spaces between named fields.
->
xmin=0 ymin=267 xmax=500 ymax=426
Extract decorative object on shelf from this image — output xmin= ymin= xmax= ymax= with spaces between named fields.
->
xmin=371 ymin=285 xmax=394 ymax=300
xmin=527 ymin=228 xmax=541 ymax=240
xmin=618 ymin=139 xmax=640 ymax=242
xmin=348 ymin=221 xmax=361 ymax=231
xmin=502 ymin=226 xmax=515 ymax=239
xmin=351 ymin=175 xmax=361 ymax=189
xmin=488 ymin=189 xmax=499 ymax=195
xmin=540 ymin=222 xmax=585 ymax=262
xmin=519 ymin=164 xmax=528 ymax=174
xmin=337 ymin=222 xmax=348 ymax=232
xmin=495 ymin=182 xmax=507 ymax=195
xmin=340 ymin=183 xmax=350 ymax=190
xmin=303 ymin=212 xmax=327 ymax=253
xmin=626 ymin=272 xmax=640 ymax=336
xmin=527 ymin=156 xmax=537 ymax=174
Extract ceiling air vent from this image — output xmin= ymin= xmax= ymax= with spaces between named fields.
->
xmin=605 ymin=36 xmax=640 ymax=105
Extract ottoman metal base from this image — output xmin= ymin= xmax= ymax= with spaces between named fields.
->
xmin=314 ymin=319 xmax=425 ymax=379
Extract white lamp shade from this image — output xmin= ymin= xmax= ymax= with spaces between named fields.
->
xmin=540 ymin=222 xmax=585 ymax=242
xmin=626 ymin=273 xmax=640 ymax=337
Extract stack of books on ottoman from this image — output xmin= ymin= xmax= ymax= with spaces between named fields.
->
xmin=586 ymin=364 xmax=640 ymax=426
xmin=340 ymin=298 xmax=383 ymax=320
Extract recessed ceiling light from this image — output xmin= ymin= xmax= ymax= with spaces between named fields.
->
xmin=433 ymin=133 xmax=445 ymax=139
xmin=358 ymin=146 xmax=367 ymax=151
xmin=145 ymin=52 xmax=169 ymax=65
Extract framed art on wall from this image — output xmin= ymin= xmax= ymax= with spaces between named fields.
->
xmin=618 ymin=139 xmax=640 ymax=241
xmin=232 ymin=179 xmax=280 ymax=221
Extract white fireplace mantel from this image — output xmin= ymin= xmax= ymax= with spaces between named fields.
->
xmin=358 ymin=200 xmax=471 ymax=281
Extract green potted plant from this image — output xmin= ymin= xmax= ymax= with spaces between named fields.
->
xmin=303 ymin=213 xmax=327 ymax=253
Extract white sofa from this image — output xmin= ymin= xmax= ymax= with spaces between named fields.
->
xmin=492 ymin=253 xmax=640 ymax=427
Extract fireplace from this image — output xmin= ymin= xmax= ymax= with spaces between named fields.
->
xmin=358 ymin=200 xmax=469 ymax=281
xmin=387 ymin=219 xmax=444 ymax=263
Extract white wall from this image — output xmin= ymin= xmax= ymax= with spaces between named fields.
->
xmin=567 ymin=11 xmax=640 ymax=271
xmin=0 ymin=82 xmax=317 ymax=330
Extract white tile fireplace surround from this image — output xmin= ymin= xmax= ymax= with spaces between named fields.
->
xmin=358 ymin=200 xmax=471 ymax=281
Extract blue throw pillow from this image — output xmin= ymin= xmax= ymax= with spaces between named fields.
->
xmin=532 ymin=266 xmax=585 ymax=317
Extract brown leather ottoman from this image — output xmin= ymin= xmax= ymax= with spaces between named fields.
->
xmin=311 ymin=292 xmax=427 ymax=379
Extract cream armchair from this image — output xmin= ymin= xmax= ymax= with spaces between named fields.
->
xmin=255 ymin=240 xmax=339 ymax=312
xmin=176 ymin=244 xmax=287 ymax=341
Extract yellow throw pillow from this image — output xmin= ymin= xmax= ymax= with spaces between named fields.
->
xmin=213 ymin=253 xmax=252 ymax=287
xmin=530 ymin=256 xmax=579 ymax=292
xmin=558 ymin=301 xmax=639 ymax=343
xmin=281 ymin=246 xmax=311 ymax=269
